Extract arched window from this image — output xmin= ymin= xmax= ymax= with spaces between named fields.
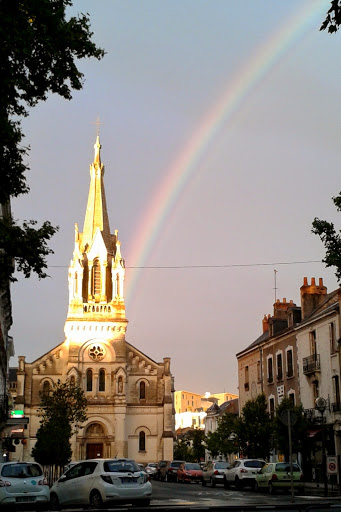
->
xmin=86 ymin=369 xmax=93 ymax=392
xmin=118 ymin=376 xmax=123 ymax=394
xmin=99 ymin=369 xmax=105 ymax=392
xmin=139 ymin=381 xmax=146 ymax=400
xmin=139 ymin=431 xmax=146 ymax=451
xmin=43 ymin=381 xmax=50 ymax=395
xmin=92 ymin=259 xmax=101 ymax=295
xmin=70 ymin=375 xmax=76 ymax=386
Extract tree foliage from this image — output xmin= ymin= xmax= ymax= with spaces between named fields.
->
xmin=32 ymin=380 xmax=87 ymax=467
xmin=321 ymin=1 xmax=341 ymax=33
xmin=235 ymin=394 xmax=272 ymax=459
xmin=312 ymin=193 xmax=341 ymax=283
xmin=273 ymin=398 xmax=310 ymax=461
xmin=0 ymin=0 xmax=104 ymax=283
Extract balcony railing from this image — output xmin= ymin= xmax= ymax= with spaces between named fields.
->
xmin=303 ymin=354 xmax=320 ymax=375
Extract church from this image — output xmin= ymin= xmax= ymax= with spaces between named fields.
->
xmin=15 ymin=136 xmax=174 ymax=463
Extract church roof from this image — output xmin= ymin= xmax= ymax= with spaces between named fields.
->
xmin=82 ymin=135 xmax=113 ymax=252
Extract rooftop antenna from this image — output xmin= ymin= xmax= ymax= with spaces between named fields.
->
xmin=274 ymin=269 xmax=278 ymax=302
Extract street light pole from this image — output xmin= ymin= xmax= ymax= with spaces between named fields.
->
xmin=315 ymin=397 xmax=328 ymax=497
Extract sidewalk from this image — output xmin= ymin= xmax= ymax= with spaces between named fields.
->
xmin=303 ymin=481 xmax=341 ymax=497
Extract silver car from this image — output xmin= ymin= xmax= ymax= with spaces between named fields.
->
xmin=225 ymin=458 xmax=265 ymax=489
xmin=202 ymin=461 xmax=230 ymax=487
xmin=49 ymin=458 xmax=151 ymax=509
xmin=0 ymin=461 xmax=50 ymax=509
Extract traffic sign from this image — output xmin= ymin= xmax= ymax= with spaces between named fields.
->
xmin=327 ymin=456 xmax=338 ymax=475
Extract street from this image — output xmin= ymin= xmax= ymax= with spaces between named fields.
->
xmin=15 ymin=479 xmax=341 ymax=512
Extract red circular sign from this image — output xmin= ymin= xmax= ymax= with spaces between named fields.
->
xmin=329 ymin=462 xmax=336 ymax=472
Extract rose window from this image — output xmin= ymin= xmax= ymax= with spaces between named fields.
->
xmin=89 ymin=345 xmax=105 ymax=361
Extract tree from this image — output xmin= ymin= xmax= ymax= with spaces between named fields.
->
xmin=321 ymin=1 xmax=341 ymax=33
xmin=216 ymin=412 xmax=238 ymax=459
xmin=0 ymin=0 xmax=105 ymax=284
xmin=312 ymin=192 xmax=341 ymax=283
xmin=235 ymin=394 xmax=273 ymax=459
xmin=174 ymin=438 xmax=193 ymax=461
xmin=187 ymin=429 xmax=206 ymax=462
xmin=32 ymin=380 xmax=87 ymax=467
xmin=205 ymin=430 xmax=221 ymax=460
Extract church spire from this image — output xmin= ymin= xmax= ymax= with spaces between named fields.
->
xmin=82 ymin=135 xmax=112 ymax=252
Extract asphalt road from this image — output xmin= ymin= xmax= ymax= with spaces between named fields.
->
xmin=15 ymin=479 xmax=341 ymax=511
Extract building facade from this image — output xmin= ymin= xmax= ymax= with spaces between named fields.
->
xmin=14 ymin=137 xmax=174 ymax=463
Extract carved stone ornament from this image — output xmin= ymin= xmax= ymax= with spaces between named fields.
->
xmin=89 ymin=344 xmax=105 ymax=361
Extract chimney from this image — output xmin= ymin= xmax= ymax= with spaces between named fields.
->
xmin=300 ymin=277 xmax=327 ymax=320
xmin=262 ymin=314 xmax=270 ymax=333
xmin=273 ymin=298 xmax=296 ymax=320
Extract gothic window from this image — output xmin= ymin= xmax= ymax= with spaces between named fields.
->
xmin=139 ymin=381 xmax=146 ymax=400
xmin=92 ymin=259 xmax=101 ymax=295
xmin=89 ymin=345 xmax=105 ymax=361
xmin=86 ymin=369 xmax=93 ymax=392
xmin=118 ymin=376 xmax=123 ymax=394
xmin=99 ymin=369 xmax=105 ymax=392
xmin=139 ymin=431 xmax=146 ymax=451
xmin=43 ymin=381 xmax=50 ymax=395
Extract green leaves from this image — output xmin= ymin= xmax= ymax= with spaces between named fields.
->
xmin=312 ymin=192 xmax=341 ymax=283
xmin=235 ymin=394 xmax=272 ymax=459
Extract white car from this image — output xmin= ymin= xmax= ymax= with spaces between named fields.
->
xmin=49 ymin=458 xmax=152 ymax=509
xmin=0 ymin=461 xmax=50 ymax=509
xmin=225 ymin=458 xmax=265 ymax=489
xmin=145 ymin=463 xmax=158 ymax=478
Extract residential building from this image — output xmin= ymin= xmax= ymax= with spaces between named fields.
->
xmin=12 ymin=136 xmax=174 ymax=464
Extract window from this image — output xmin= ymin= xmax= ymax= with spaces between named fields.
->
xmin=43 ymin=381 xmax=50 ymax=395
xmin=267 ymin=357 xmax=273 ymax=383
xmin=92 ymin=258 xmax=101 ymax=295
xmin=139 ymin=431 xmax=146 ymax=451
xmin=257 ymin=361 xmax=261 ymax=383
xmin=244 ymin=366 xmax=249 ymax=390
xmin=288 ymin=392 xmax=295 ymax=406
xmin=139 ymin=381 xmax=146 ymax=400
xmin=269 ymin=397 xmax=275 ymax=420
xmin=99 ymin=369 xmax=105 ymax=392
xmin=276 ymin=353 xmax=283 ymax=381
xmin=312 ymin=379 xmax=319 ymax=400
xmin=86 ymin=369 xmax=93 ymax=392
xmin=310 ymin=330 xmax=317 ymax=355
xmin=333 ymin=375 xmax=340 ymax=406
xmin=118 ymin=376 xmax=123 ymax=394
xmin=330 ymin=322 xmax=337 ymax=354
xmin=286 ymin=349 xmax=293 ymax=378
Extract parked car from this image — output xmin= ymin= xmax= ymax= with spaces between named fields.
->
xmin=0 ymin=461 xmax=50 ymax=509
xmin=49 ymin=458 xmax=152 ymax=509
xmin=145 ymin=463 xmax=158 ymax=478
xmin=255 ymin=462 xmax=304 ymax=494
xmin=202 ymin=460 xmax=230 ymax=487
xmin=177 ymin=462 xmax=203 ymax=483
xmin=155 ymin=460 xmax=169 ymax=480
xmin=225 ymin=458 xmax=265 ymax=489
xmin=160 ymin=460 xmax=185 ymax=482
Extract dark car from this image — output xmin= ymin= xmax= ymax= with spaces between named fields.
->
xmin=160 ymin=460 xmax=185 ymax=482
xmin=155 ymin=460 xmax=169 ymax=480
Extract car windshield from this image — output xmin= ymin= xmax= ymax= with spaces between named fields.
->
xmin=148 ymin=463 xmax=157 ymax=467
xmin=2 ymin=463 xmax=42 ymax=478
xmin=275 ymin=463 xmax=300 ymax=472
xmin=215 ymin=462 xmax=229 ymax=469
xmin=244 ymin=460 xmax=264 ymax=468
xmin=170 ymin=461 xmax=184 ymax=468
xmin=104 ymin=460 xmax=140 ymax=473
xmin=185 ymin=463 xmax=200 ymax=470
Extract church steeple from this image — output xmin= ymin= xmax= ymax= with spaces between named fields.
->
xmin=82 ymin=135 xmax=112 ymax=252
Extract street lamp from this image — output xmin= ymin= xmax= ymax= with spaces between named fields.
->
xmin=315 ymin=397 xmax=328 ymax=497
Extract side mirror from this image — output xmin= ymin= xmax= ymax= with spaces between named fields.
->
xmin=59 ymin=475 xmax=67 ymax=482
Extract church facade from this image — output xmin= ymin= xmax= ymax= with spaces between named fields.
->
xmin=15 ymin=136 xmax=174 ymax=463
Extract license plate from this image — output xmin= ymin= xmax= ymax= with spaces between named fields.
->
xmin=121 ymin=477 xmax=137 ymax=484
xmin=16 ymin=497 xmax=35 ymax=503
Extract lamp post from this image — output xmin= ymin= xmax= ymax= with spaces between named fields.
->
xmin=315 ymin=397 xmax=328 ymax=497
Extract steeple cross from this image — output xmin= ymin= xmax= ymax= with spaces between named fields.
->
xmin=93 ymin=115 xmax=104 ymax=136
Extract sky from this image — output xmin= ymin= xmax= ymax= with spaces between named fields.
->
xmin=9 ymin=0 xmax=341 ymax=396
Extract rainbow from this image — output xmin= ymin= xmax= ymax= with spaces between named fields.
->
xmin=125 ymin=0 xmax=328 ymax=304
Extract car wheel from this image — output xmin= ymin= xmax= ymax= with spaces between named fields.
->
xmin=235 ymin=476 xmax=242 ymax=490
xmin=90 ymin=490 xmax=103 ymax=509
xmin=49 ymin=493 xmax=62 ymax=511
xmin=268 ymin=482 xmax=275 ymax=495
xmin=201 ymin=478 xmax=206 ymax=487
xmin=210 ymin=477 xmax=216 ymax=488
xmin=254 ymin=481 xmax=259 ymax=492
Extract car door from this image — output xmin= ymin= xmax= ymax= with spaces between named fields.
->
xmin=54 ymin=463 xmax=85 ymax=505
xmin=73 ymin=461 xmax=99 ymax=504
xmin=257 ymin=464 xmax=270 ymax=487
xmin=226 ymin=461 xmax=239 ymax=482
xmin=203 ymin=462 xmax=212 ymax=483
